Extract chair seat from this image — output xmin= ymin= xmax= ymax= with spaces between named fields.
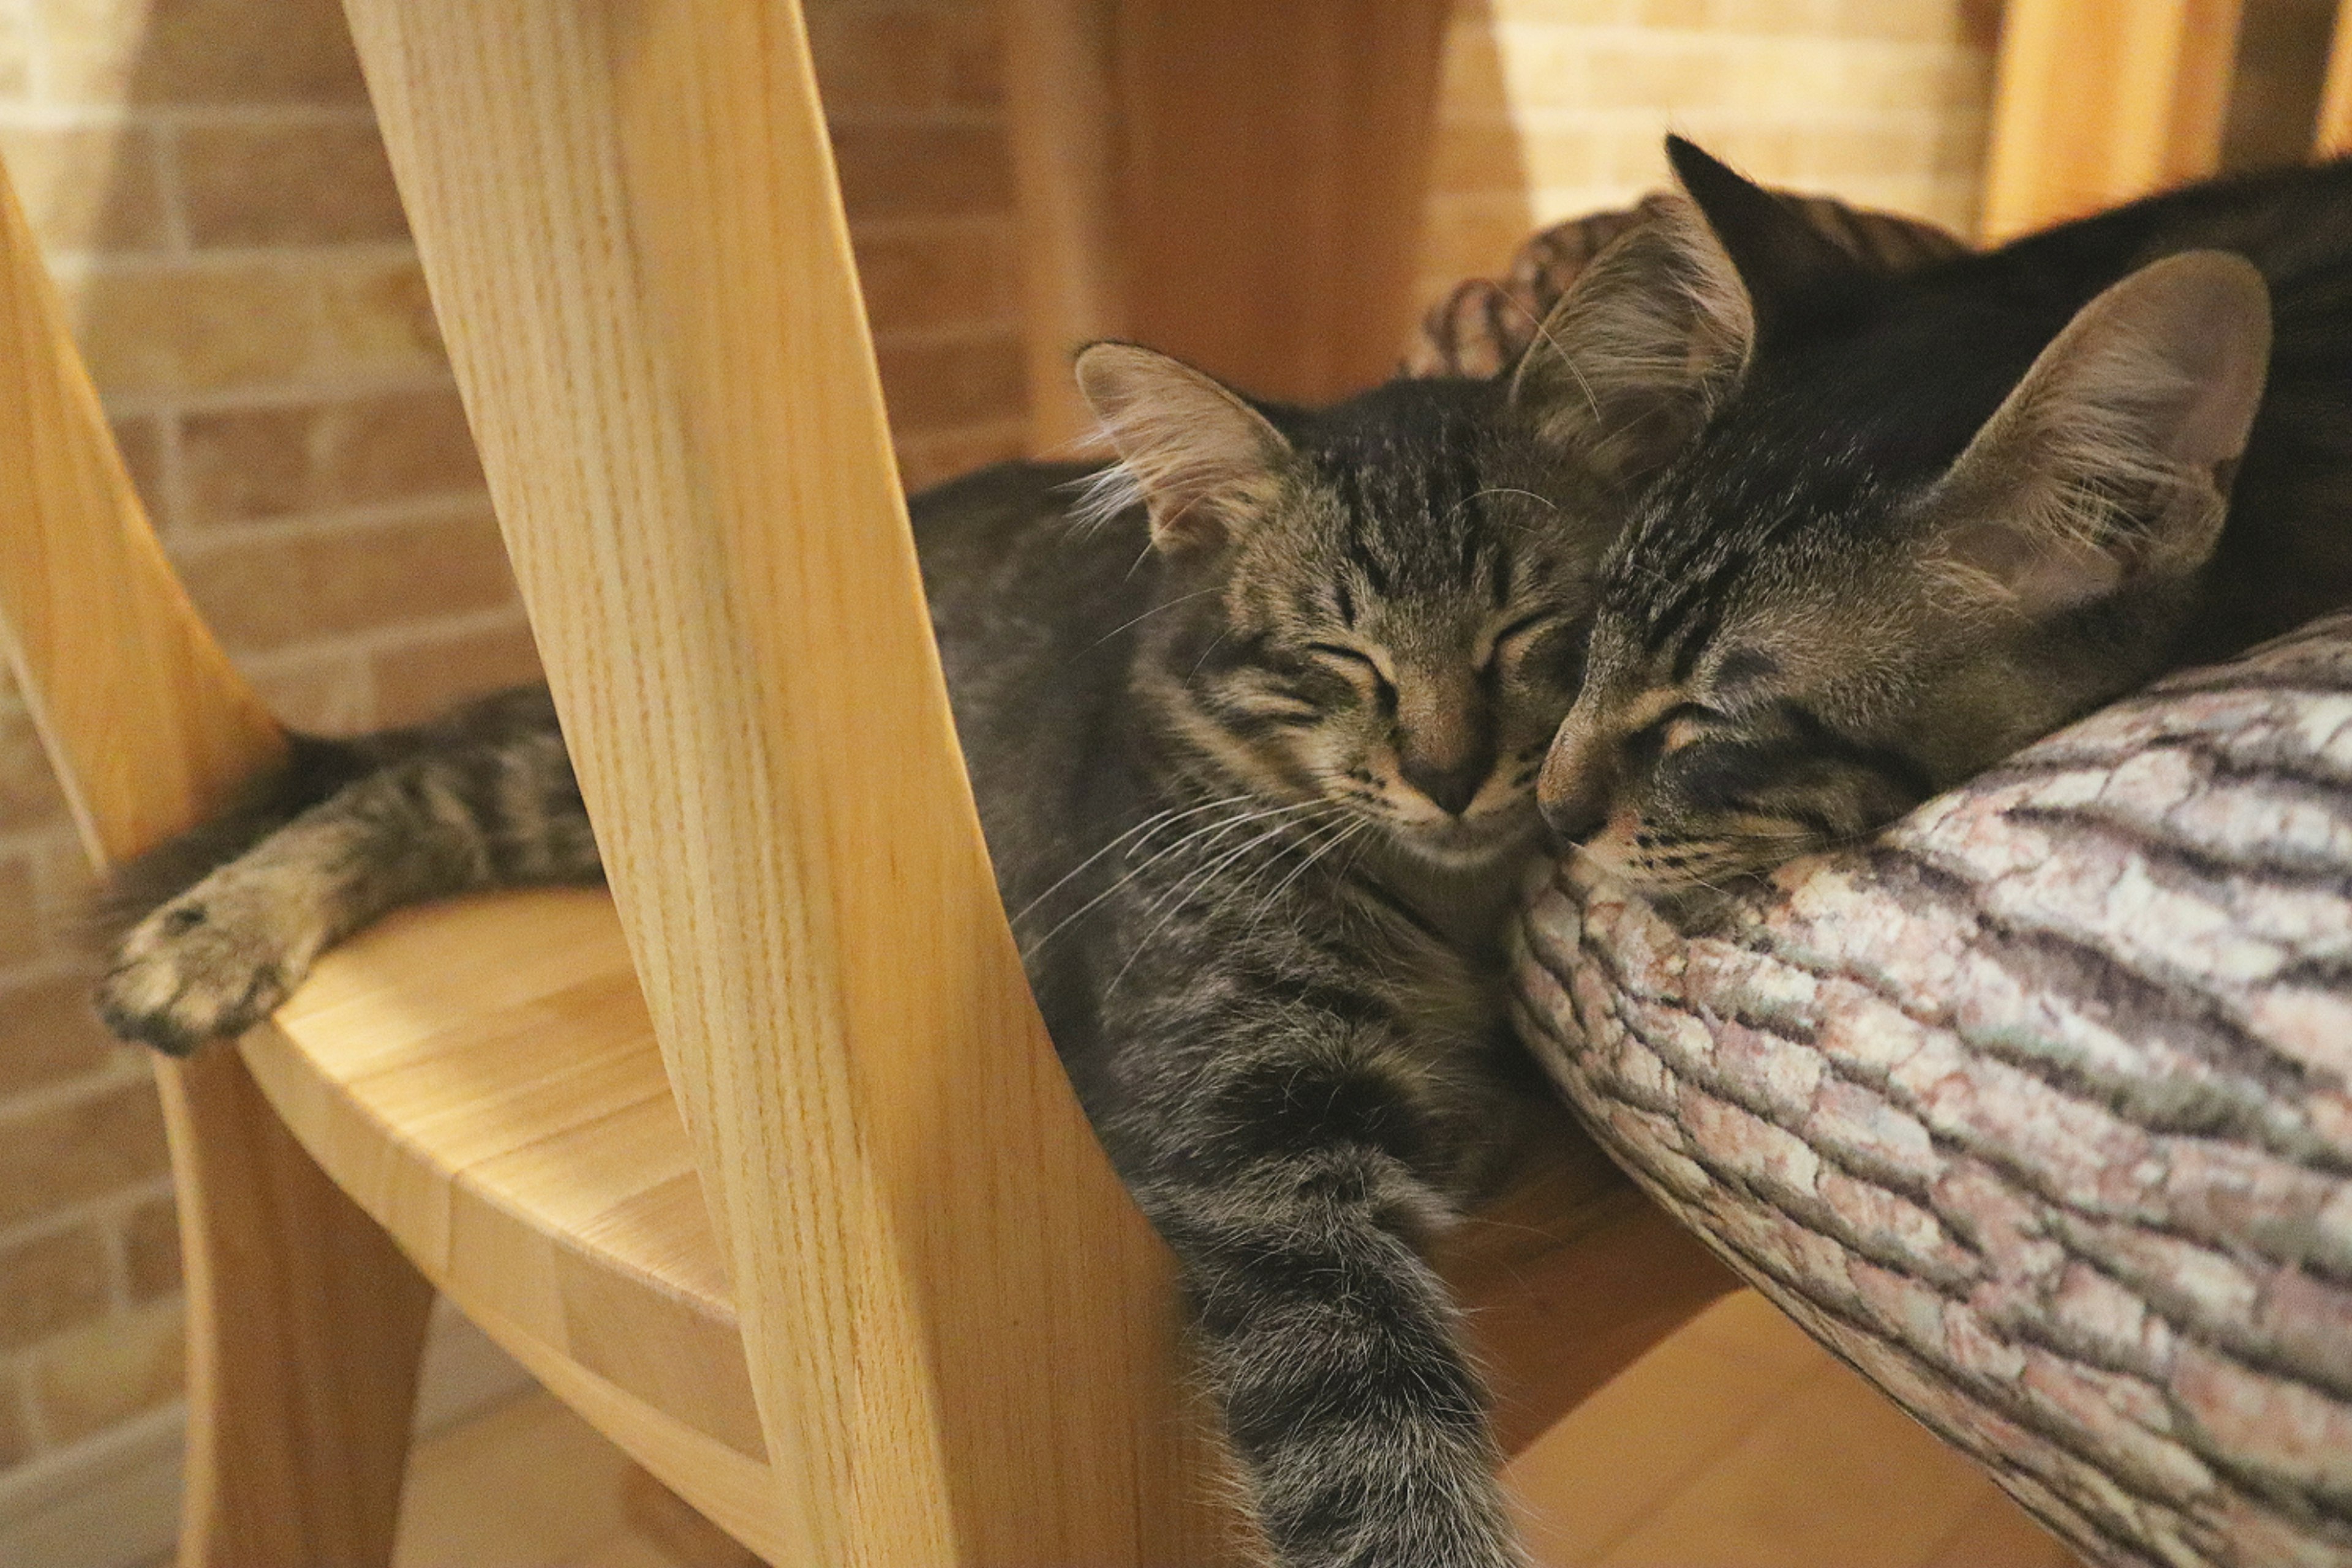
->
xmin=233 ymin=887 xmax=797 ymax=1558
xmin=236 ymin=883 xmax=1735 ymax=1505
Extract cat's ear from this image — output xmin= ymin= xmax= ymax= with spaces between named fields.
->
xmin=1073 ymin=342 xmax=1291 ymax=553
xmin=1506 ymin=194 xmax=1753 ymax=489
xmin=1665 ymin=135 xmax=1869 ymax=326
xmin=1928 ymin=251 xmax=2271 ymax=617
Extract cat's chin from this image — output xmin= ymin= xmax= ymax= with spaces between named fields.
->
xmin=1385 ymin=812 xmax=1540 ymax=875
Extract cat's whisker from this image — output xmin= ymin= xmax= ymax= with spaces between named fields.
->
xmin=1078 ymin=587 xmax=1219 ymax=656
xmin=1008 ymin=793 xmax=1257 ymax=927
xmin=1106 ymin=805 xmax=1346 ymax=993
xmin=1022 ymin=797 xmax=1327 ymax=954
xmin=1241 ymin=816 xmax=1371 ymax=935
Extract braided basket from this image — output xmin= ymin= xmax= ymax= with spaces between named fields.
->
xmin=1510 ymin=615 xmax=2352 ymax=1568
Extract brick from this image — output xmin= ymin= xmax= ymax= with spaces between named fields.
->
xmin=0 ymin=1226 xmax=108 ymax=1351
xmin=314 ymin=258 xmax=447 ymax=379
xmin=179 ymin=404 xmax=306 ymax=525
xmin=0 ymin=127 xmax=166 ymax=254
xmin=1431 ymin=124 xmax=1531 ymax=197
xmin=0 ymin=4 xmax=29 ymax=97
xmin=0 ymin=850 xmax=47 ymax=969
xmin=248 ymin=650 xmax=373 ymax=735
xmin=68 ymin=263 xmax=322 ymax=396
xmin=0 ymin=970 xmax=121 ymax=1098
xmin=121 ymin=1192 xmax=181 ymax=1303
xmin=0 ymin=1081 xmax=171 ymax=1232
xmin=41 ymin=0 xmax=367 ymax=105
xmin=369 ymin=617 xmax=546 ymax=729
xmin=1420 ymin=197 xmax=1544 ymax=287
xmin=182 ymin=385 xmax=484 ymax=529
xmin=810 ymin=9 xmax=954 ymax=116
xmin=850 ymin=224 xmax=1018 ymax=336
xmin=938 ymin=7 xmax=1005 ymax=108
xmin=176 ymin=507 xmax=519 ymax=654
xmin=178 ymin=121 xmax=409 ymax=247
xmin=109 ymin=414 xmax=167 ymax=529
xmin=873 ymin=332 xmax=1025 ymax=433
xmin=1436 ymin=17 xmax=1513 ymax=118
xmin=71 ymin=256 xmax=449 ymax=398
xmin=0 ymin=701 xmax=71 ymax=837
xmin=830 ymin=124 xmax=1012 ymax=221
xmin=0 ymin=1366 xmax=26 ymax=1468
xmin=29 ymin=1298 xmax=184 ymax=1444
xmin=319 ymin=386 xmax=484 ymax=507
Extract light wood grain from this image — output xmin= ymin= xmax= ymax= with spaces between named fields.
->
xmin=1980 ymin=0 xmax=2245 ymax=242
xmin=2318 ymin=1 xmax=2352 ymax=154
xmin=162 ymin=1050 xmax=437 ymax=1568
xmin=339 ymin=2 xmax=1235 ymax=1559
xmin=0 ymin=135 xmax=436 ymax=1568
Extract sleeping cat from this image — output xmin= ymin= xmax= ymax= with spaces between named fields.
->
xmin=99 ymin=269 xmax=1717 ymax=1561
xmin=1540 ymin=137 xmax=2352 ymax=898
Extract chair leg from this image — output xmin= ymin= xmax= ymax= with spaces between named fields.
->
xmin=156 ymin=1046 xmax=437 ymax=1568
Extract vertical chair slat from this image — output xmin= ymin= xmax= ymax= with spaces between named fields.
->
xmin=1980 ymin=0 xmax=2244 ymax=242
xmin=0 ymin=157 xmax=282 ymax=865
xmin=340 ymin=1 xmax=1233 ymax=1561
xmin=0 ymin=149 xmax=436 ymax=1568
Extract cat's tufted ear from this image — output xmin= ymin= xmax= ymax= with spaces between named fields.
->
xmin=1927 ymin=251 xmax=2271 ymax=618
xmin=1073 ymin=342 xmax=1292 ymax=554
xmin=1667 ymin=137 xmax=1869 ymax=333
xmin=1506 ymin=194 xmax=1753 ymax=490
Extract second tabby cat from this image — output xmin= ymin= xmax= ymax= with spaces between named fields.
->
xmin=1540 ymin=138 xmax=2352 ymax=898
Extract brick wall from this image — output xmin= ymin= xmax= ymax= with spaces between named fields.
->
xmin=0 ymin=0 xmax=2005 ymax=1531
xmin=1418 ymin=0 xmax=2000 ymax=313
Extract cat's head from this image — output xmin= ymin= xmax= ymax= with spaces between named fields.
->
xmin=1538 ymin=137 xmax=2272 ymax=896
xmin=1072 ymin=319 xmax=1661 ymax=873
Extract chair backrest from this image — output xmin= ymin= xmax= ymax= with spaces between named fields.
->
xmin=336 ymin=2 xmax=1228 ymax=1561
xmin=0 ymin=155 xmax=283 ymax=869
xmin=1984 ymin=0 xmax=2352 ymax=241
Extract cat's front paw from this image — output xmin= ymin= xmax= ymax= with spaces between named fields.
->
xmin=96 ymin=884 xmax=301 ymax=1055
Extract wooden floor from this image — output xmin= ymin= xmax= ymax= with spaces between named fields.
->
xmin=392 ymin=1291 xmax=2078 ymax=1568
xmin=1506 ymin=1291 xmax=2078 ymax=1567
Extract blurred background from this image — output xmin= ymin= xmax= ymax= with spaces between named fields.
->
xmin=0 ymin=1 xmax=2332 ymax=1563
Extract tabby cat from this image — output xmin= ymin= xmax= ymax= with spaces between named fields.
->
xmin=1540 ymin=137 xmax=2352 ymax=900
xmin=98 ymin=287 xmax=1712 ymax=1561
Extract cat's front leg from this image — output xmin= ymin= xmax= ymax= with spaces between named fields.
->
xmin=1110 ymin=1008 xmax=1528 ymax=1568
xmin=99 ymin=731 xmax=596 ymax=1054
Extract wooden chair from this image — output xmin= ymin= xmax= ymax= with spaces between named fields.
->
xmin=0 ymin=3 xmax=1736 ymax=1562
